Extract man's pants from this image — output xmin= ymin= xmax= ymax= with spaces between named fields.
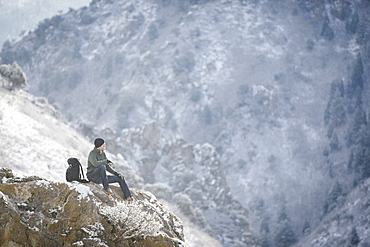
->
xmin=88 ymin=164 xmax=132 ymax=199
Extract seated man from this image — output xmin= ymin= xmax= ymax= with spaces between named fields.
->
xmin=87 ymin=138 xmax=132 ymax=200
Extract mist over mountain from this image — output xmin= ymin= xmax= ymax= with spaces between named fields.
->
xmin=1 ymin=0 xmax=370 ymax=246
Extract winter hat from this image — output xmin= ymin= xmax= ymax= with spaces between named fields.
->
xmin=94 ymin=138 xmax=105 ymax=148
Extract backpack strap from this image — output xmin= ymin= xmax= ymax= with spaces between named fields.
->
xmin=78 ymin=162 xmax=89 ymax=183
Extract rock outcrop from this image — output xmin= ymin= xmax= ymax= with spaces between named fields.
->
xmin=0 ymin=168 xmax=185 ymax=247
xmin=0 ymin=60 xmax=26 ymax=90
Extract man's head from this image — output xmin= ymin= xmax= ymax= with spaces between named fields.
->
xmin=94 ymin=138 xmax=106 ymax=150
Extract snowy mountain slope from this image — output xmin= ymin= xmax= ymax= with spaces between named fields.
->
xmin=2 ymin=0 xmax=370 ymax=246
xmin=292 ymin=177 xmax=370 ymax=247
xmin=0 ymin=88 xmax=92 ymax=180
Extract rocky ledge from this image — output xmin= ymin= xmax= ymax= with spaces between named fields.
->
xmin=0 ymin=168 xmax=185 ymax=247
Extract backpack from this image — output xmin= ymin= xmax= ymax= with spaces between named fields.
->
xmin=66 ymin=157 xmax=89 ymax=183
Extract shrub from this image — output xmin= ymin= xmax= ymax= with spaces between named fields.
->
xmin=99 ymin=201 xmax=162 ymax=239
xmin=0 ymin=62 xmax=27 ymax=89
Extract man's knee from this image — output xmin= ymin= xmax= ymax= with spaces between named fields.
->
xmin=97 ymin=164 xmax=106 ymax=170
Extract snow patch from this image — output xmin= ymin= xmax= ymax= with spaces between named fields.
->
xmin=68 ymin=183 xmax=93 ymax=200
xmin=81 ymin=222 xmax=105 ymax=237
xmin=35 ymin=180 xmax=52 ymax=187
xmin=72 ymin=241 xmax=84 ymax=246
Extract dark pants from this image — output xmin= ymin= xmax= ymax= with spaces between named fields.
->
xmin=88 ymin=164 xmax=132 ymax=199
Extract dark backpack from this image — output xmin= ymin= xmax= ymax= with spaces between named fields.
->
xmin=66 ymin=158 xmax=89 ymax=183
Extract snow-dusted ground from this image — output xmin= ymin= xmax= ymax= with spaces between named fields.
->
xmin=0 ymin=88 xmax=92 ymax=181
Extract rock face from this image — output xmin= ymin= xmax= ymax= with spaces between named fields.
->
xmin=0 ymin=168 xmax=185 ymax=247
xmin=117 ymin=123 xmax=254 ymax=245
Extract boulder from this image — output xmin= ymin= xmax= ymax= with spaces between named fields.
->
xmin=0 ymin=168 xmax=185 ymax=247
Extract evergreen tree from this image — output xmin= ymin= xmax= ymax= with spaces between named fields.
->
xmin=346 ymin=106 xmax=366 ymax=147
xmin=346 ymin=12 xmax=359 ymax=34
xmin=260 ymin=216 xmax=270 ymax=234
xmin=330 ymin=131 xmax=340 ymax=151
xmin=362 ymin=145 xmax=370 ymax=179
xmin=258 ymin=231 xmax=270 ymax=247
xmin=347 ymin=55 xmax=364 ymax=98
xmin=330 ymin=79 xmax=345 ymax=97
xmin=325 ymin=79 xmax=345 ymax=125
xmin=351 ymin=56 xmax=364 ymax=90
xmin=323 ymin=181 xmax=345 ymax=214
xmin=274 ymin=203 xmax=297 ymax=247
xmin=347 ymin=148 xmax=355 ymax=173
xmin=350 ymin=126 xmax=370 ymax=182
xmin=348 ymin=227 xmax=360 ymax=246
xmin=253 ymin=198 xmax=271 ymax=247
xmin=330 ymin=88 xmax=346 ymax=127
xmin=302 ymin=219 xmax=311 ymax=236
xmin=321 ymin=16 xmax=335 ymax=41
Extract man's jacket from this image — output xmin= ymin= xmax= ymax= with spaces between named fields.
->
xmin=87 ymin=147 xmax=116 ymax=176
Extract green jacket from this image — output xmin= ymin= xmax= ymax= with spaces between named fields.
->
xmin=87 ymin=148 xmax=116 ymax=176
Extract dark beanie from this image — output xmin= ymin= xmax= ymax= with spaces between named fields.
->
xmin=94 ymin=138 xmax=105 ymax=148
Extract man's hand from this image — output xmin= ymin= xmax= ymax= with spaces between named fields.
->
xmin=115 ymin=172 xmax=124 ymax=179
xmin=107 ymin=160 xmax=114 ymax=168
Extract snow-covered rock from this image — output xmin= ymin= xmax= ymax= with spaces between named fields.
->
xmin=0 ymin=167 xmax=185 ymax=247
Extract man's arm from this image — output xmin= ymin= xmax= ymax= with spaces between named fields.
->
xmin=106 ymin=161 xmax=117 ymax=174
xmin=88 ymin=151 xmax=107 ymax=168
xmin=106 ymin=159 xmax=124 ymax=178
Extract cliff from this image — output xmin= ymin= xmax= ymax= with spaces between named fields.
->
xmin=0 ymin=167 xmax=185 ymax=247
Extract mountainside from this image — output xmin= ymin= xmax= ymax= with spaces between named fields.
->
xmin=0 ymin=87 xmax=222 ymax=246
xmin=1 ymin=0 xmax=370 ymax=246
xmin=292 ymin=176 xmax=370 ymax=247
xmin=0 ymin=87 xmax=92 ymax=180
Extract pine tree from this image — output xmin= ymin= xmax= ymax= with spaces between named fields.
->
xmin=323 ymin=181 xmax=345 ymax=214
xmin=347 ymin=55 xmax=364 ymax=98
xmin=351 ymin=126 xmax=370 ymax=182
xmin=347 ymin=148 xmax=355 ymax=173
xmin=302 ymin=219 xmax=311 ymax=236
xmin=274 ymin=204 xmax=297 ymax=247
xmin=346 ymin=12 xmax=359 ymax=34
xmin=260 ymin=216 xmax=270 ymax=234
xmin=351 ymin=56 xmax=364 ymax=90
xmin=348 ymin=227 xmax=360 ymax=246
xmin=324 ymin=79 xmax=345 ymax=125
xmin=330 ymin=131 xmax=340 ymax=151
xmin=330 ymin=88 xmax=346 ymax=127
xmin=321 ymin=16 xmax=335 ymax=41
xmin=346 ymin=106 xmax=366 ymax=147
xmin=259 ymin=231 xmax=270 ymax=247
xmin=362 ymin=145 xmax=370 ymax=179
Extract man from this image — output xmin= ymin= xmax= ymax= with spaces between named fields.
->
xmin=87 ymin=138 xmax=132 ymax=201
